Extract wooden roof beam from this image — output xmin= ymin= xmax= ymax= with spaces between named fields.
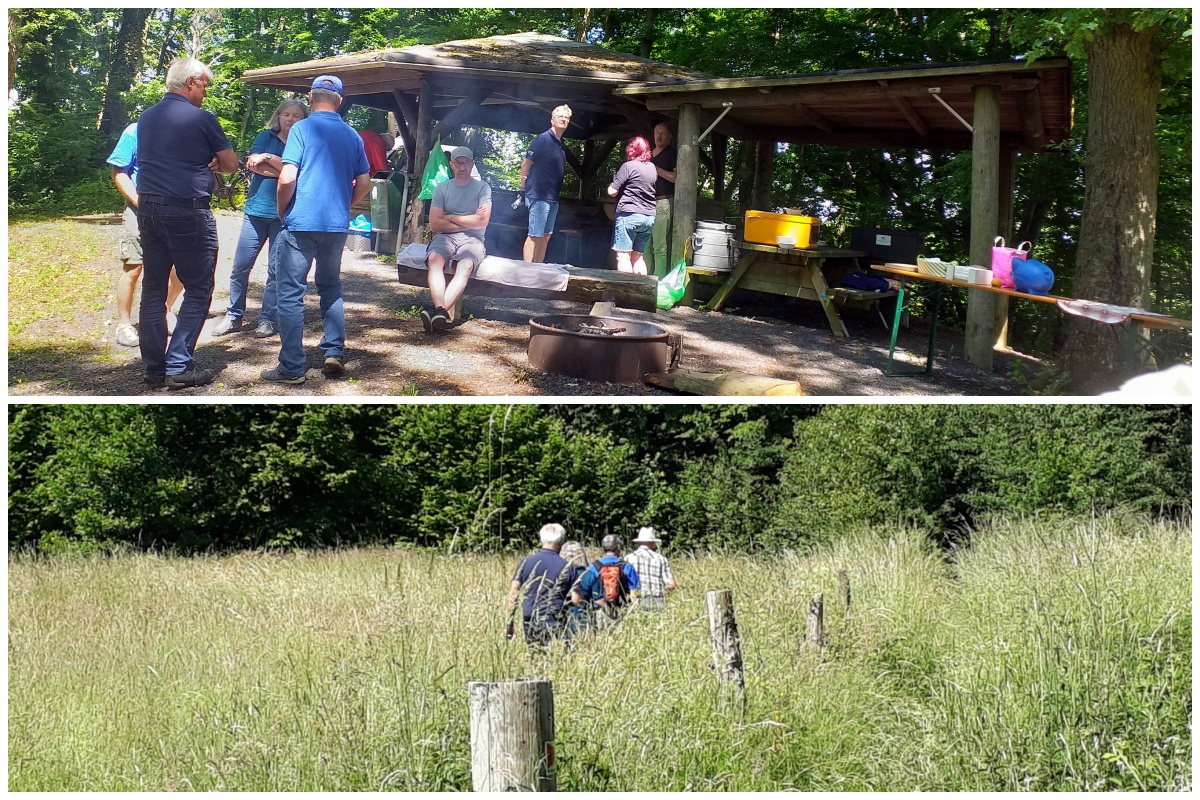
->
xmin=792 ymin=102 xmax=835 ymax=134
xmin=878 ymin=79 xmax=929 ymax=137
xmin=436 ymin=88 xmax=491 ymax=133
xmin=391 ymin=89 xmax=417 ymax=157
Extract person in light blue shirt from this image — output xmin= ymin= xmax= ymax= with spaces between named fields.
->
xmin=261 ymin=75 xmax=370 ymax=386
xmin=212 ymin=99 xmax=309 ymax=339
xmin=106 ymin=122 xmax=184 ymax=348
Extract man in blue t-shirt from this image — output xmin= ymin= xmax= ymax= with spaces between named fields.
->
xmin=261 ymin=75 xmax=371 ymax=386
xmin=573 ymin=534 xmax=640 ymax=626
xmin=106 ymin=122 xmax=184 ymax=348
xmin=135 ymin=57 xmax=237 ymax=389
xmin=519 ymin=105 xmax=571 ymax=264
xmin=506 ymin=523 xmax=573 ymax=646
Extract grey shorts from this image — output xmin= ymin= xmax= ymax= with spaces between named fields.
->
xmin=427 ymin=232 xmax=486 ymax=271
xmin=119 ymin=205 xmax=142 ymax=265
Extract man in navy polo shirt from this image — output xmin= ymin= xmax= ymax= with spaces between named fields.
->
xmin=506 ymin=523 xmax=573 ymax=646
xmin=135 ymin=57 xmax=238 ymax=388
xmin=519 ymin=105 xmax=571 ymax=264
xmin=261 ymin=74 xmax=371 ymax=386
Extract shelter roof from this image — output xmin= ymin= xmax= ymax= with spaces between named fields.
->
xmin=241 ymin=33 xmax=711 ymax=140
xmin=616 ymin=58 xmax=1073 ymax=152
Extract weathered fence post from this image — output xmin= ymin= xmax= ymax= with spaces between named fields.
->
xmin=803 ymin=592 xmax=824 ymax=653
xmin=468 ymin=679 xmax=556 ymax=791
xmin=706 ymin=589 xmax=745 ymax=710
xmin=837 ymin=569 xmax=851 ymax=617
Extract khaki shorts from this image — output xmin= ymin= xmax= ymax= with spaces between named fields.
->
xmin=118 ymin=205 xmax=142 ymax=265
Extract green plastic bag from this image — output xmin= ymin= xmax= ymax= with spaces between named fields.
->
xmin=656 ymin=259 xmax=689 ymax=310
xmin=417 ymin=139 xmax=451 ymax=200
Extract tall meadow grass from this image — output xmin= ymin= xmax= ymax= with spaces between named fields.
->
xmin=8 ymin=515 xmax=1190 ymax=790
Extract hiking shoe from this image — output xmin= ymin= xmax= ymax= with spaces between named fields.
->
xmin=144 ymin=373 xmax=166 ymax=388
xmin=322 ymin=356 xmax=345 ymax=377
xmin=253 ymin=321 xmax=278 ymax=339
xmin=430 ymin=307 xmax=451 ymax=332
xmin=260 ymin=368 xmax=305 ymax=386
xmin=164 ymin=367 xmax=215 ymax=389
xmin=212 ymin=315 xmax=242 ymax=336
xmin=115 ymin=325 xmax=140 ymax=347
xmin=419 ymin=308 xmax=433 ymax=333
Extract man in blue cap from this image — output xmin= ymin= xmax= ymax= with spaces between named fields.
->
xmin=262 ymin=74 xmax=371 ymax=385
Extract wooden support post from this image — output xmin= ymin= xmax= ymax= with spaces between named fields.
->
xmin=752 ymin=139 xmax=775 ymax=211
xmin=965 ymin=84 xmax=1001 ymax=371
xmin=837 ymin=569 xmax=851 ymax=617
xmin=712 ymin=134 xmax=728 ymax=202
xmin=706 ymin=589 xmax=745 ymax=709
xmin=672 ymin=103 xmax=701 ymax=267
xmin=994 ymin=146 xmax=1017 ymax=350
xmin=803 ymin=592 xmax=824 ymax=652
xmin=468 ymin=679 xmax=556 ymax=792
xmin=403 ymin=78 xmax=432 ymax=246
xmin=579 ymin=140 xmax=596 ymax=200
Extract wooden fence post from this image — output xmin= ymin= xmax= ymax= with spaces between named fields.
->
xmin=803 ymin=592 xmax=824 ymax=653
xmin=706 ymin=589 xmax=745 ymax=710
xmin=468 ymin=679 xmax=556 ymax=791
xmin=837 ymin=569 xmax=851 ymax=617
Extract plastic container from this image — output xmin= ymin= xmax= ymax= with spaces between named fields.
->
xmin=744 ymin=210 xmax=819 ymax=248
xmin=776 ymin=235 xmax=797 ymax=249
xmin=850 ymin=227 xmax=926 ymax=264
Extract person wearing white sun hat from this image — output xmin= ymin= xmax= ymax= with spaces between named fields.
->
xmin=624 ymin=526 xmax=676 ymax=611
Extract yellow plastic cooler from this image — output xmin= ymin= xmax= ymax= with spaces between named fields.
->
xmin=744 ymin=210 xmax=820 ymax=248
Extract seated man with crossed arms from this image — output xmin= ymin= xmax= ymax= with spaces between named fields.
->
xmin=421 ymin=146 xmax=492 ymax=333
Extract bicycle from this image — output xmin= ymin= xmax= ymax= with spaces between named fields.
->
xmin=211 ymin=157 xmax=253 ymax=211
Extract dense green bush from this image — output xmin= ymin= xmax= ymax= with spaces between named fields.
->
xmin=7 ymin=405 xmax=1190 ymax=556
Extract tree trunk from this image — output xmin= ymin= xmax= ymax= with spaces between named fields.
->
xmin=640 ymin=9 xmax=657 ymax=57
xmin=96 ymin=9 xmax=151 ymax=161
xmin=1060 ymin=22 xmax=1162 ymax=394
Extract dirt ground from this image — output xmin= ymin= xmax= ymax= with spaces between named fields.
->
xmin=9 ymin=211 xmax=1028 ymax=397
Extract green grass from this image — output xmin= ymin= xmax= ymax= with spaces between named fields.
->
xmin=7 ymin=515 xmax=1191 ymax=791
xmin=8 ymin=220 xmax=114 ymax=342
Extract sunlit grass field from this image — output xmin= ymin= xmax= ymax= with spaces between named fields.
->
xmin=8 ymin=515 xmax=1190 ymax=791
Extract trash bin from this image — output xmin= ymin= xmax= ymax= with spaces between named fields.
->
xmin=371 ymin=175 xmax=404 ymax=255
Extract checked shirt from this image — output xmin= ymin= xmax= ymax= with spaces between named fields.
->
xmin=624 ymin=546 xmax=674 ymax=602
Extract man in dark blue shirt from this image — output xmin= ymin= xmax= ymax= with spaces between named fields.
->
xmin=506 ymin=523 xmax=572 ymax=646
xmin=135 ymin=57 xmax=237 ymax=388
xmin=519 ymin=105 xmax=571 ymax=264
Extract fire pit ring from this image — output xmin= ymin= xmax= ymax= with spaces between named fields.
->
xmin=528 ymin=314 xmax=682 ymax=384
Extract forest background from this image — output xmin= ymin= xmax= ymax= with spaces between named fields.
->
xmin=6 ymin=8 xmax=1192 ymax=380
xmin=8 ymin=404 xmax=1191 ymax=556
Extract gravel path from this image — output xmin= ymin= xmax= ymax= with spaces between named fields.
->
xmin=9 ymin=211 xmax=1025 ymax=397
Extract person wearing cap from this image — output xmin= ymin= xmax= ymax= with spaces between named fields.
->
xmin=519 ymin=105 xmax=571 ymax=264
xmin=420 ymin=145 xmax=492 ymax=333
xmin=624 ymin=526 xmax=676 ymax=611
xmin=572 ymin=534 xmax=640 ymax=627
xmin=506 ymin=523 xmax=574 ymax=647
xmin=134 ymin=57 xmax=238 ymax=389
xmin=261 ymin=74 xmax=371 ymax=386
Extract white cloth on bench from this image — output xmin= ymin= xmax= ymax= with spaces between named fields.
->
xmin=396 ymin=243 xmax=570 ymax=292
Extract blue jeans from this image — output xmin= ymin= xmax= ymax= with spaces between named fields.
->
xmin=137 ymin=204 xmax=217 ymax=377
xmin=613 ymin=212 xmax=654 ymax=253
xmin=526 ymin=198 xmax=559 ymax=237
xmin=226 ymin=214 xmax=281 ymax=323
xmin=272 ymin=228 xmax=347 ymax=377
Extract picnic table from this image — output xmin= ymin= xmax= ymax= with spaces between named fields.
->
xmin=684 ymin=242 xmax=884 ymax=338
xmin=871 ymin=263 xmax=1192 ymax=377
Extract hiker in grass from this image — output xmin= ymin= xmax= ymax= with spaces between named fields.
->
xmin=506 ymin=523 xmax=573 ymax=646
xmin=624 ymin=526 xmax=676 ymax=611
xmin=572 ymin=534 xmax=640 ymax=627
xmin=420 ymin=146 xmax=491 ymax=333
xmin=557 ymin=540 xmax=592 ymax=639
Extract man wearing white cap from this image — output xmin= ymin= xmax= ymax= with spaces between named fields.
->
xmin=421 ymin=145 xmax=491 ymax=333
xmin=624 ymin=526 xmax=676 ymax=611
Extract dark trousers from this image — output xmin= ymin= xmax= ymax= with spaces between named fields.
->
xmin=137 ymin=204 xmax=218 ymax=376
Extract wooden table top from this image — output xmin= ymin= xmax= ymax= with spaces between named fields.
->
xmin=732 ymin=241 xmax=866 ymax=259
xmin=870 ymin=264 xmax=1192 ymax=331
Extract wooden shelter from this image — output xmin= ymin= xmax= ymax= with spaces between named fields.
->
xmin=617 ymin=58 xmax=1073 ymax=369
xmin=244 ymin=36 xmax=1073 ymax=371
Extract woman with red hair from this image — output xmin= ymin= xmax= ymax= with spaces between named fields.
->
xmin=607 ymin=136 xmax=658 ymax=275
